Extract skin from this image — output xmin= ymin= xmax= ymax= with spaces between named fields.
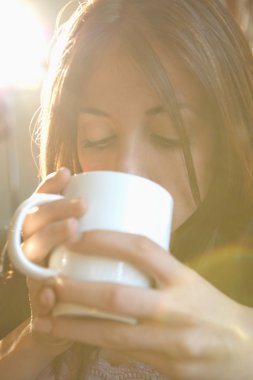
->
xmin=77 ymin=48 xmax=214 ymax=230
xmin=1 ymin=48 xmax=253 ymax=380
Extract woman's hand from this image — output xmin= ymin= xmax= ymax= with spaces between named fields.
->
xmin=34 ymin=230 xmax=253 ymax=380
xmin=21 ymin=168 xmax=85 ymax=357
xmin=1 ymin=168 xmax=88 ymax=380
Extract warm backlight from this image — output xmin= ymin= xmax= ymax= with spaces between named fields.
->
xmin=0 ymin=0 xmax=47 ymax=89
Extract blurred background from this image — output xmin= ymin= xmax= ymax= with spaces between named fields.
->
xmin=0 ymin=0 xmax=252 ymax=251
xmin=0 ymin=0 xmax=72 ymax=249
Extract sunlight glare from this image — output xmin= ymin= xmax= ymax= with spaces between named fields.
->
xmin=0 ymin=0 xmax=47 ymax=89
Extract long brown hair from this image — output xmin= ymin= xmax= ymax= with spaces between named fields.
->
xmin=35 ymin=1 xmax=253 ymax=376
xmin=38 ymin=0 xmax=253 ymax=260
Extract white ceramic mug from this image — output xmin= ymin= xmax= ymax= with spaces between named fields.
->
xmin=8 ymin=171 xmax=173 ymax=323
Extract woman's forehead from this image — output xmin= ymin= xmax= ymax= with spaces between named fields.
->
xmin=80 ymin=43 xmax=206 ymax=112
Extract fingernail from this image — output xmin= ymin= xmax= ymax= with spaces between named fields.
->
xmin=70 ymin=198 xmax=82 ymax=205
xmin=58 ymin=167 xmax=71 ymax=178
xmin=70 ymin=198 xmax=86 ymax=212
xmin=33 ymin=318 xmax=52 ymax=333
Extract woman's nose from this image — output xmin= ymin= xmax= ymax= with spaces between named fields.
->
xmin=114 ymin=139 xmax=150 ymax=178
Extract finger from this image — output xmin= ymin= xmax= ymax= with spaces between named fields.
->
xmin=44 ymin=277 xmax=198 ymax=324
xmin=36 ymin=167 xmax=71 ymax=194
xmin=22 ymin=218 xmax=79 ymax=262
xmin=32 ymin=286 xmax=57 ymax=317
xmin=32 ymin=317 xmax=187 ymax=354
xmin=67 ymin=230 xmax=186 ymax=286
xmin=49 ymin=277 xmax=162 ymax=320
xmin=33 ymin=318 xmax=155 ymax=350
xmin=22 ymin=198 xmax=86 ymax=239
xmin=34 ymin=317 xmax=227 ymax=362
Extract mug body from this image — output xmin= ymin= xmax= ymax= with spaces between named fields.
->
xmin=8 ymin=171 xmax=173 ymax=323
xmin=50 ymin=171 xmax=173 ymax=284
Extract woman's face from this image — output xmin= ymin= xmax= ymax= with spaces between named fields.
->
xmin=77 ymin=48 xmax=215 ymax=231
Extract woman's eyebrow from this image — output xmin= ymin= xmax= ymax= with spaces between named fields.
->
xmin=80 ymin=106 xmax=166 ymax=117
xmin=79 ymin=104 xmax=197 ymax=117
xmin=146 ymin=104 xmax=200 ymax=117
xmin=79 ymin=107 xmax=110 ymax=117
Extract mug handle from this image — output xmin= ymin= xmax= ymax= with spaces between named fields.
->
xmin=8 ymin=193 xmax=64 ymax=279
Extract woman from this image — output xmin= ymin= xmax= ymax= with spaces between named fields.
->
xmin=1 ymin=0 xmax=253 ymax=379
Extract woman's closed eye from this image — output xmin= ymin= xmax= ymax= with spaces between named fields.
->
xmin=150 ymin=133 xmax=181 ymax=149
xmin=81 ymin=135 xmax=116 ymax=149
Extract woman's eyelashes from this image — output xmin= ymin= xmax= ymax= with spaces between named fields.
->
xmin=150 ymin=133 xmax=181 ymax=149
xmin=81 ymin=134 xmax=117 ymax=149
xmin=81 ymin=133 xmax=181 ymax=151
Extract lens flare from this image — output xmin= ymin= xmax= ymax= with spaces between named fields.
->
xmin=187 ymin=244 xmax=253 ymax=306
